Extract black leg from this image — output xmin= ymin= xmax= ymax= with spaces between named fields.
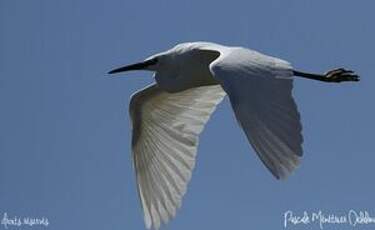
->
xmin=293 ymin=68 xmax=360 ymax=83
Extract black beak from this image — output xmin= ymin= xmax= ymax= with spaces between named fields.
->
xmin=108 ymin=58 xmax=157 ymax=74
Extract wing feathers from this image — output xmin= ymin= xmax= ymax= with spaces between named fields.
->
xmin=209 ymin=47 xmax=303 ymax=179
xmin=130 ymin=84 xmax=225 ymax=229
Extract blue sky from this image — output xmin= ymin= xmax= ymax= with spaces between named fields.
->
xmin=0 ymin=0 xmax=374 ymax=230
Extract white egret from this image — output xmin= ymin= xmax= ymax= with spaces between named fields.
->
xmin=108 ymin=42 xmax=359 ymax=229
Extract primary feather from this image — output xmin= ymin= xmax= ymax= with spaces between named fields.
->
xmin=130 ymin=83 xmax=226 ymax=229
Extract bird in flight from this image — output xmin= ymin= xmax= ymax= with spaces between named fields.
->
xmin=108 ymin=42 xmax=359 ymax=229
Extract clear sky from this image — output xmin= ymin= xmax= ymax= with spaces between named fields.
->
xmin=1 ymin=1 xmax=374 ymax=230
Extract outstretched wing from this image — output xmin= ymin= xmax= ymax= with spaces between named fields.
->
xmin=209 ymin=47 xmax=303 ymax=180
xmin=130 ymin=83 xmax=225 ymax=229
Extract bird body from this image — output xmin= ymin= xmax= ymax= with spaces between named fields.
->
xmin=108 ymin=41 xmax=359 ymax=229
xmin=149 ymin=42 xmax=293 ymax=93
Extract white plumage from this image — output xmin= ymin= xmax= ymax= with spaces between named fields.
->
xmin=130 ymin=84 xmax=225 ymax=228
xmin=210 ymin=46 xmax=303 ymax=179
xmin=108 ymin=41 xmax=358 ymax=229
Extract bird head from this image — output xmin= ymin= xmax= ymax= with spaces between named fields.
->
xmin=108 ymin=44 xmax=191 ymax=75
